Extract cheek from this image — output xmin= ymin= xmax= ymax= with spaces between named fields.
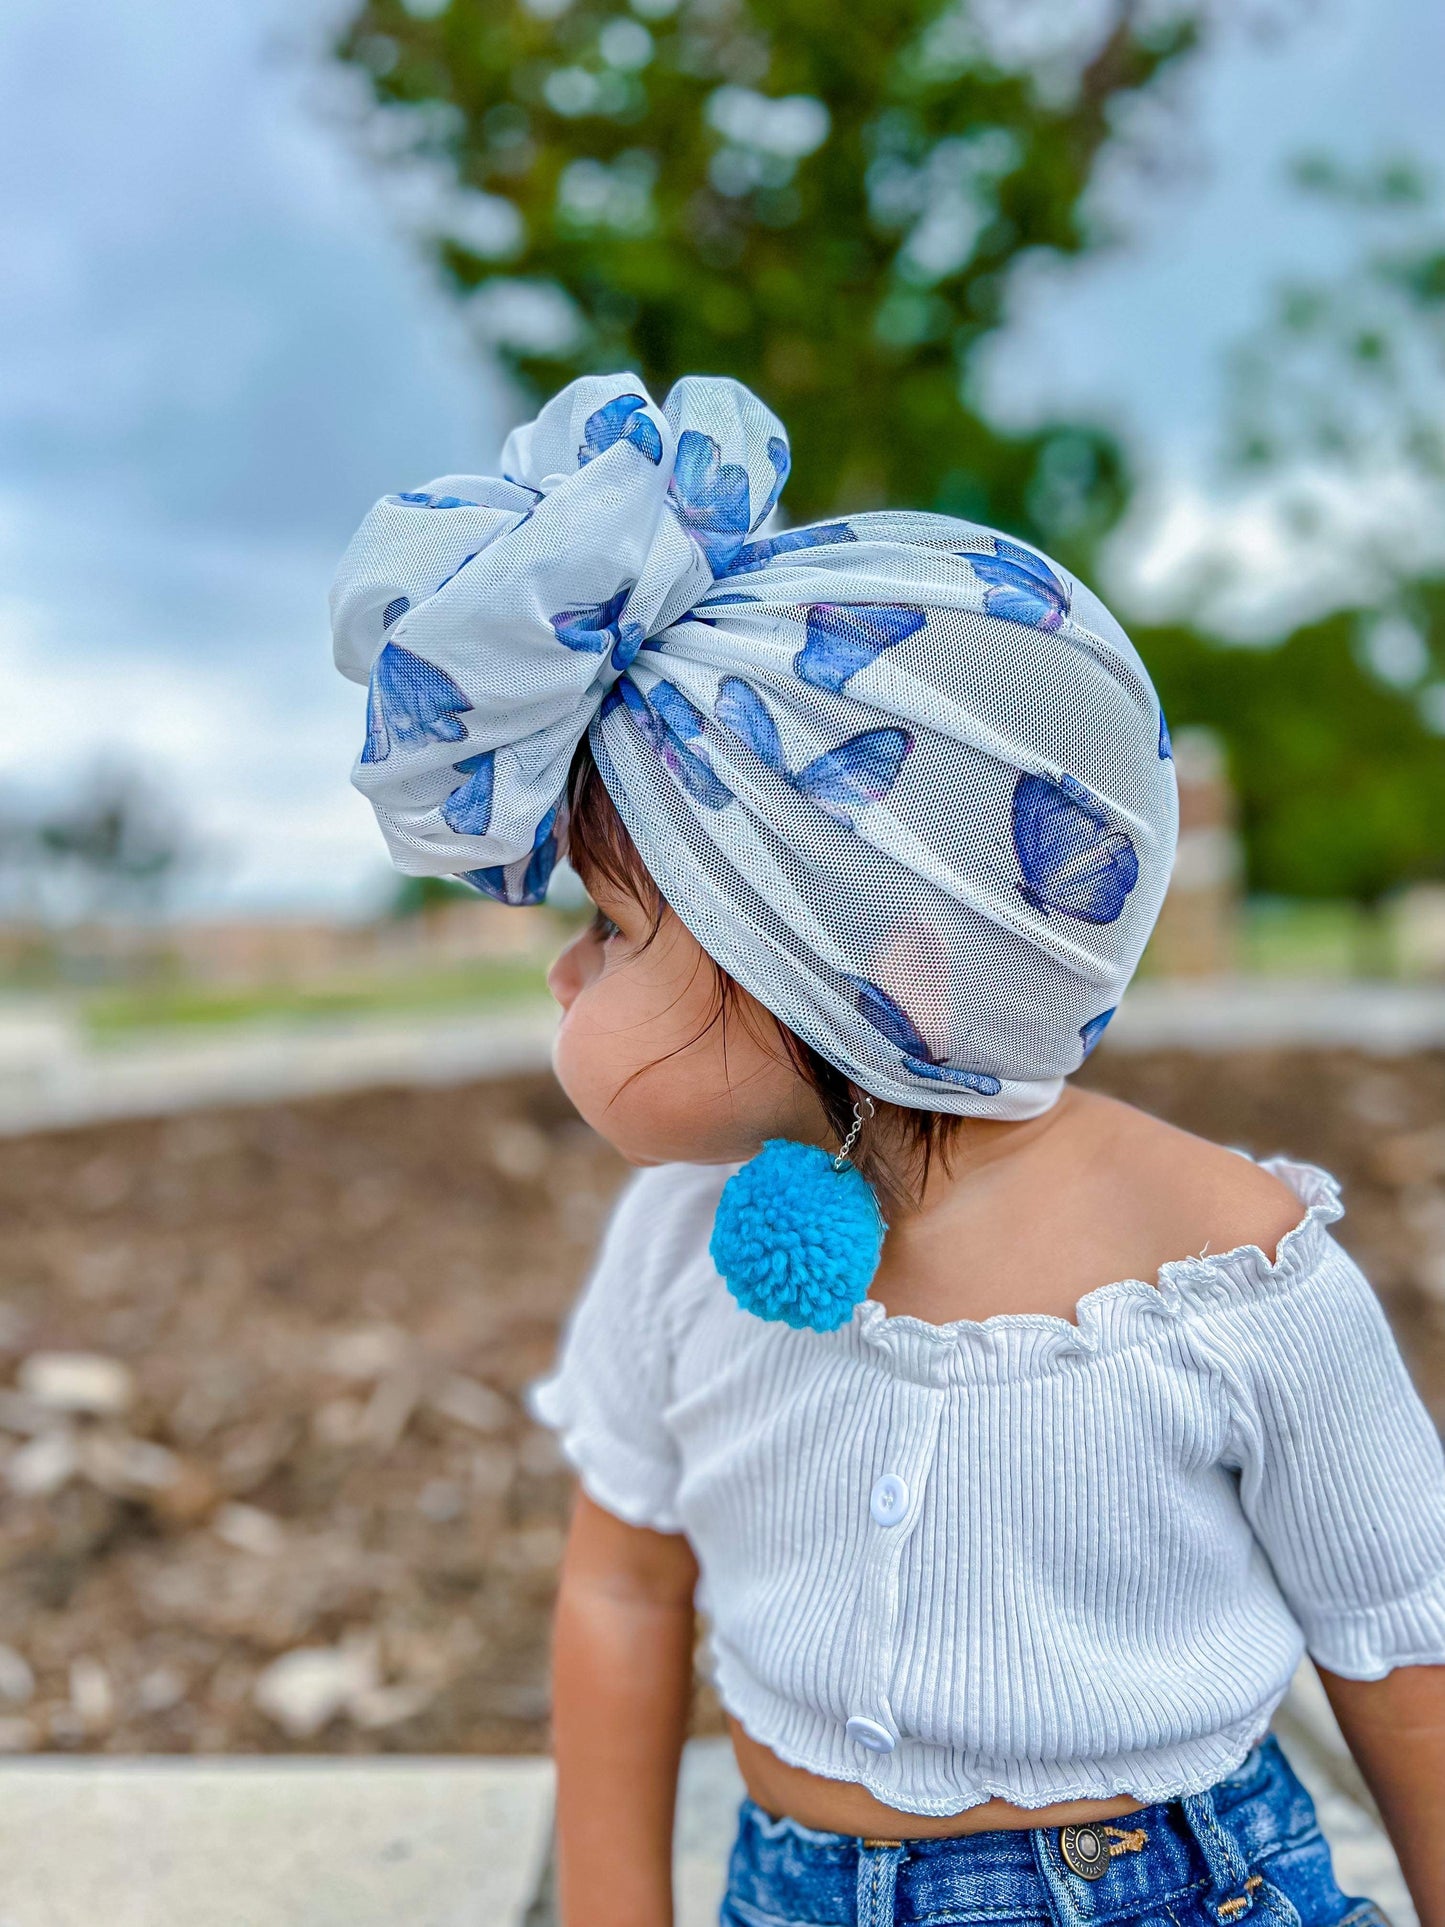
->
xmin=550 ymin=954 xmax=814 ymax=1163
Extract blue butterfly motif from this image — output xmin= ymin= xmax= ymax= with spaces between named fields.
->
xmin=726 ymin=521 xmax=856 ymax=577
xmin=382 ymin=595 xmax=409 ymax=631
xmin=1079 ymin=1008 xmax=1115 ymax=1057
xmin=460 ymin=806 xmax=559 ymax=906
xmin=578 ymin=394 xmax=663 ymax=467
xmin=617 ymin=678 xmax=734 ymax=810
xmin=669 ymin=430 xmax=755 ymax=575
xmin=431 ymin=548 xmax=487 ymax=598
xmin=1158 ymin=710 xmax=1172 ymax=760
xmin=793 ymin=603 xmax=927 ymax=693
xmin=964 ymin=539 xmax=1070 ymax=632
xmin=1012 ymin=772 xmax=1138 ymax=925
xmin=755 ymin=435 xmax=791 ymax=527
xmin=715 ymin=677 xmax=911 ymax=826
xmin=361 ymin=644 xmax=471 ymax=765
xmin=844 ymin=976 xmax=1002 ymax=1094
xmin=440 ymin=751 xmax=496 ymax=836
xmin=550 ymin=584 xmax=646 ymax=671
xmin=677 ymin=589 xmax=758 ymax=630
xmin=392 ymin=491 xmax=477 ymax=509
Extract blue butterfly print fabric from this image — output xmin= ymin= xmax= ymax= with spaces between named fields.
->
xmin=461 ymin=806 xmax=559 ymax=906
xmin=441 ymin=752 xmax=495 ymax=836
xmin=845 ymin=977 xmax=1002 ymax=1093
xmin=1079 ymin=1008 xmax=1115 ymax=1057
xmin=392 ymin=491 xmax=478 ymax=510
xmin=1012 ymin=772 xmax=1139 ymax=924
xmin=715 ymin=677 xmax=911 ymax=826
xmin=1158 ymin=710 xmax=1172 ymax=759
xmin=793 ymin=604 xmax=928 ymax=693
xmin=551 ymin=584 xmax=646 ymax=672
xmin=620 ymin=679 xmax=734 ymax=811
xmin=756 ymin=436 xmax=791 ymax=528
xmin=578 ymin=394 xmax=663 ymax=467
xmin=726 ymin=521 xmax=856 ymax=577
xmin=336 ymin=371 xmax=1177 ymax=1124
xmin=362 ymin=643 xmax=471 ymax=765
xmin=964 ymin=539 xmax=1070 ymax=632
xmin=669 ymin=430 xmax=757 ymax=575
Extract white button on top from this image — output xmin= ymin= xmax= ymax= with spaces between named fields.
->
xmin=845 ymin=1716 xmax=897 ymax=1754
xmin=870 ymin=1473 xmax=910 ymax=1527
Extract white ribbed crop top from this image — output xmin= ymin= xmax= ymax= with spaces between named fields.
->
xmin=528 ymin=1156 xmax=1445 ymax=1816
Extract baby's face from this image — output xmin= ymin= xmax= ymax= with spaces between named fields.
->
xmin=546 ymin=881 xmax=828 ymax=1167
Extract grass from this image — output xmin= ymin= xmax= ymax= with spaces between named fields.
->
xmin=1238 ymin=898 xmax=1398 ymax=979
xmin=79 ymin=956 xmax=554 ymax=1042
xmin=10 ymin=897 xmax=1433 ymax=1050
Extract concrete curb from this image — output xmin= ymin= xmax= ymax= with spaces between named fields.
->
xmin=4 ymin=981 xmax=1445 ymax=1138
xmin=0 ymin=1672 xmax=1413 ymax=1927
xmin=0 ymin=1003 xmax=562 ymax=1137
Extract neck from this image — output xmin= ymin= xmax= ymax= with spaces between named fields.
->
xmin=887 ymin=1084 xmax=1080 ymax=1228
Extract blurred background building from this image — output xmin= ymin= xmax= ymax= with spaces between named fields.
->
xmin=0 ymin=8 xmax=1443 ymax=1912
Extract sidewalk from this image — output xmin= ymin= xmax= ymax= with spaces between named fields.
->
xmin=0 ymin=1673 xmax=1416 ymax=1927
xmin=0 ymin=1002 xmax=562 ymax=1136
xmin=4 ymin=980 xmax=1445 ymax=1137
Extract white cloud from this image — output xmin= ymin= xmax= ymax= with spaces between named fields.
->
xmin=1104 ymin=462 xmax=1445 ymax=638
xmin=4 ymin=0 xmax=1445 ymax=917
xmin=0 ymin=576 xmax=389 ymax=915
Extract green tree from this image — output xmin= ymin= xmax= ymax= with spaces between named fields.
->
xmin=336 ymin=0 xmax=1199 ymax=563
xmin=1143 ymin=585 xmax=1445 ymax=902
xmin=29 ymin=770 xmax=188 ymax=922
xmin=1225 ymin=153 xmax=1445 ymax=577
xmin=1142 ymin=153 xmax=1445 ymax=902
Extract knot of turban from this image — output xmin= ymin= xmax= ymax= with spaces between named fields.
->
xmin=332 ymin=372 xmax=1177 ymax=1118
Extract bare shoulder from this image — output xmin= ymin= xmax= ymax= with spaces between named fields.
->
xmin=1067 ymin=1091 xmax=1308 ymax=1278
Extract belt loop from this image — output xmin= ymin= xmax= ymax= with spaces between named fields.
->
xmin=1180 ymin=1787 xmax=1250 ymax=1890
xmin=1180 ymin=1787 xmax=1266 ymax=1924
xmin=856 ymin=1838 xmax=904 ymax=1927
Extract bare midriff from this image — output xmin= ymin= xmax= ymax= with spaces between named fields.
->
xmin=728 ymin=1717 xmax=1146 ymax=1839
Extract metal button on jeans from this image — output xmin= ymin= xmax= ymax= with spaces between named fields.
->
xmin=1059 ymin=1823 xmax=1110 ymax=1880
xmin=870 ymin=1474 xmax=910 ymax=1526
xmin=845 ymin=1716 xmax=896 ymax=1753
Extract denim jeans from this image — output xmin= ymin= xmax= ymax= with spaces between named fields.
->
xmin=721 ymin=1737 xmax=1386 ymax=1927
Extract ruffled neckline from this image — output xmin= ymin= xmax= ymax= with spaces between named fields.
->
xmin=849 ymin=1155 xmax=1344 ymax=1377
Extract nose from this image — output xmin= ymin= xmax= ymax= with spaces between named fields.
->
xmin=547 ymin=928 xmax=595 ymax=1010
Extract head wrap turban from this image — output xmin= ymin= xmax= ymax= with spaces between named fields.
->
xmin=332 ymin=373 xmax=1177 ymax=1120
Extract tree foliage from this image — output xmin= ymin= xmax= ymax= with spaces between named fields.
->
xmin=336 ymin=0 xmax=1199 ymax=561
xmin=334 ymin=6 xmax=1445 ymax=907
xmin=0 ymin=770 xmax=188 ymax=923
xmin=1142 ymin=583 xmax=1445 ymax=902
xmin=1227 ymin=154 xmax=1445 ymax=532
xmin=1164 ymin=152 xmax=1445 ymax=900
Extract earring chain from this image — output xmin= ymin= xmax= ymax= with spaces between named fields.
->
xmin=833 ymin=1093 xmax=875 ymax=1172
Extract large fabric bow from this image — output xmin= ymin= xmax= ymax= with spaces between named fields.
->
xmin=332 ymin=373 xmax=1177 ymax=1117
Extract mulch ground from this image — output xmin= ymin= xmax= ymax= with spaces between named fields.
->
xmin=0 ymin=1047 xmax=1442 ymax=1755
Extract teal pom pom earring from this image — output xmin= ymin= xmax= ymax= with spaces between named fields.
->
xmin=709 ymin=1096 xmax=885 ymax=1331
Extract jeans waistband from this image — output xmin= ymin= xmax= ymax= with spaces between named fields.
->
xmin=726 ymin=1738 xmax=1329 ymax=1927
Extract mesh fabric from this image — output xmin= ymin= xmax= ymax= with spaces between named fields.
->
xmin=331 ymin=372 xmax=1177 ymax=1117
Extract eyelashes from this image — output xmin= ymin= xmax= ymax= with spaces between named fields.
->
xmin=589 ymin=908 xmax=622 ymax=943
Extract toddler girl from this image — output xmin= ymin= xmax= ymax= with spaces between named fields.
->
xmin=333 ymin=374 xmax=1445 ymax=1927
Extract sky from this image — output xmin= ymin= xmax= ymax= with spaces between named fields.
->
xmin=2 ymin=0 xmax=1443 ymax=917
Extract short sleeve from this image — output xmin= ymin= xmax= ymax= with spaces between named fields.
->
xmin=1193 ymin=1230 xmax=1445 ymax=1679
xmin=526 ymin=1163 xmax=715 ymax=1533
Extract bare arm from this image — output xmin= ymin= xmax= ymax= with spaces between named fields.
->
xmin=1320 ymin=1663 xmax=1445 ymax=1924
xmin=553 ymin=1489 xmax=700 ymax=1927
